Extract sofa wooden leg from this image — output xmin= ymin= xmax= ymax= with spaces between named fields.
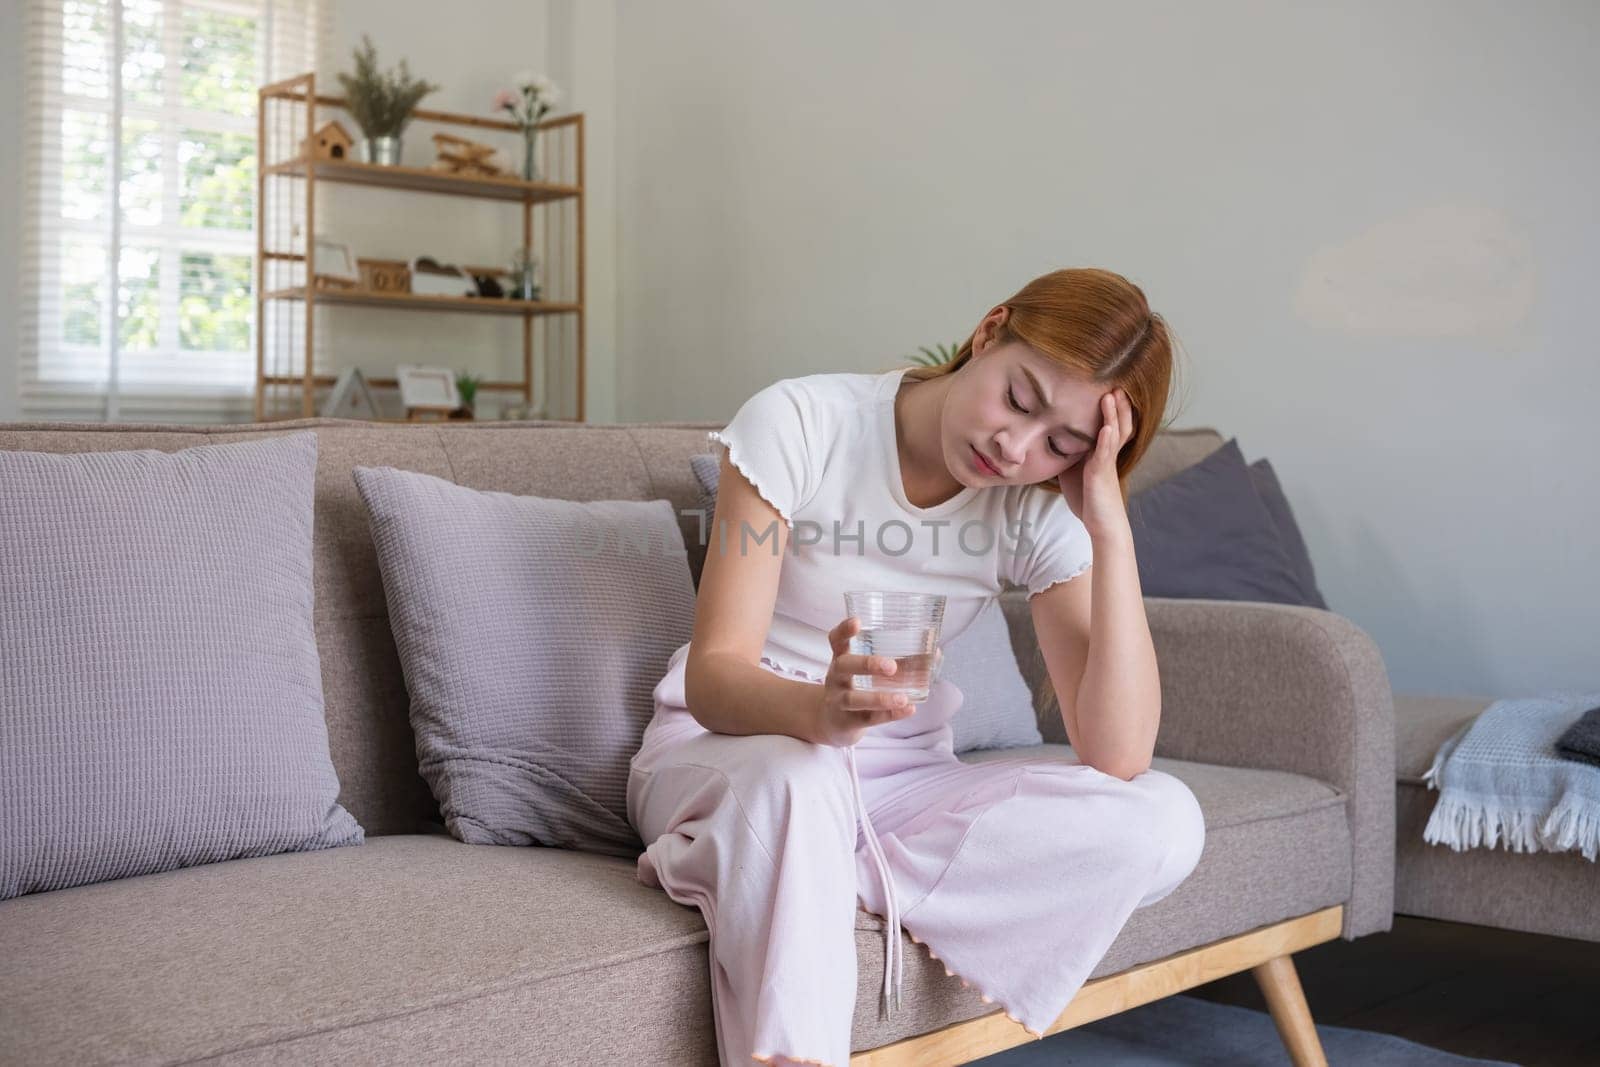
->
xmin=1252 ymin=953 xmax=1328 ymax=1067
xmin=853 ymin=908 xmax=1345 ymax=1066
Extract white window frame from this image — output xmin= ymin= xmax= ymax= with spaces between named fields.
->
xmin=20 ymin=0 xmax=324 ymax=421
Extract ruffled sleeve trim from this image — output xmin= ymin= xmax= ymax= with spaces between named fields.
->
xmin=707 ymin=430 xmax=796 ymax=531
xmin=1026 ymin=558 xmax=1093 ymax=600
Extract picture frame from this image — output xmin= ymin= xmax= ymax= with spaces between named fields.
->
xmin=396 ymin=364 xmax=461 ymax=412
xmin=320 ymin=367 xmax=380 ymax=419
xmin=313 ymin=237 xmax=360 ymax=288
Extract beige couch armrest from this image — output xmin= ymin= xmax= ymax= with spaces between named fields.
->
xmin=999 ymin=589 xmax=1396 ymax=940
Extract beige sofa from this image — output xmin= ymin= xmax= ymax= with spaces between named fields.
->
xmin=1394 ymin=695 xmax=1600 ymax=942
xmin=0 ymin=417 xmax=1396 ymax=1066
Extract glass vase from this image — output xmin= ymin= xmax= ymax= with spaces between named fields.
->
xmin=521 ymin=126 xmax=539 ymax=182
xmin=511 ymin=249 xmax=540 ymax=301
xmin=516 ymin=267 xmax=540 ymax=301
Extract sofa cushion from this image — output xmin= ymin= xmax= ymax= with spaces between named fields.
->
xmin=353 ymin=465 xmax=696 ymax=858
xmin=689 ymin=451 xmax=719 ymax=538
xmin=940 ymin=598 xmax=1046 ymax=752
xmin=0 ymin=431 xmax=362 ymax=901
xmin=0 ymin=753 xmax=1349 ymax=1063
xmin=0 ymin=835 xmax=719 ymax=1064
xmin=1394 ymin=693 xmax=1494 ymax=784
xmin=1127 ymin=437 xmax=1315 ymax=606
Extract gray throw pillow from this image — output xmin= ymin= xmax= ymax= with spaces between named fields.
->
xmin=1248 ymin=457 xmax=1329 ymax=610
xmin=689 ymin=453 xmax=1044 ymax=753
xmin=0 ymin=432 xmax=363 ymax=900
xmin=352 ymin=466 xmax=696 ymax=858
xmin=1127 ymin=438 xmax=1315 ymax=607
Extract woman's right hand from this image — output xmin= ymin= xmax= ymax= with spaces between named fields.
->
xmin=813 ymin=616 xmax=918 ymax=748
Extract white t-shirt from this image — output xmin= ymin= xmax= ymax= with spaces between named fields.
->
xmin=689 ymin=366 xmax=1093 ymax=680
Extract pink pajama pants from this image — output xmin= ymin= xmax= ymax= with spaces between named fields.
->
xmin=626 ymin=643 xmax=1206 ymax=1067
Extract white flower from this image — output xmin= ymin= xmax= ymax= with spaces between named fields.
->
xmin=541 ymin=84 xmax=564 ymax=109
xmin=511 ymin=69 xmax=537 ymax=91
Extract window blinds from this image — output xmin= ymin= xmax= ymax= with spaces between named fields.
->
xmin=18 ymin=0 xmax=327 ymax=423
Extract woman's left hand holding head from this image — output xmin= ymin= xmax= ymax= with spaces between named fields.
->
xmin=1057 ymin=388 xmax=1135 ymax=541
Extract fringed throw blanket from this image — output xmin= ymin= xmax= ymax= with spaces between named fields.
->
xmin=1422 ymin=691 xmax=1600 ymax=862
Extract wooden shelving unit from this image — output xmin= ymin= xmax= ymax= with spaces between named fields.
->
xmin=263 ymin=287 xmax=582 ymax=316
xmin=255 ymin=72 xmax=585 ymax=422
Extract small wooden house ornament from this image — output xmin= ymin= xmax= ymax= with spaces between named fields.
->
xmin=304 ymin=120 xmax=354 ymax=161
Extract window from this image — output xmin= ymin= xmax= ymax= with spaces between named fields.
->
xmin=20 ymin=0 xmax=325 ymax=421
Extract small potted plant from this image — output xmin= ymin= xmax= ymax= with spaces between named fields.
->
xmin=337 ymin=35 xmax=440 ymax=166
xmin=507 ymin=246 xmax=540 ymax=301
xmin=452 ymin=372 xmax=482 ymax=419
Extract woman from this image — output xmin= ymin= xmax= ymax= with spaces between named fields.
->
xmin=626 ymin=268 xmax=1207 ymax=1067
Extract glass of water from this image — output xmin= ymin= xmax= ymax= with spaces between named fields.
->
xmin=843 ymin=591 xmax=947 ymax=702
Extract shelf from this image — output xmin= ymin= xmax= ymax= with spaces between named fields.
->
xmin=265 ymin=287 xmax=581 ymax=316
xmin=256 ymin=72 xmax=585 ymax=423
xmin=262 ymin=156 xmax=581 ymax=204
xmin=261 ymin=374 xmax=530 ymax=392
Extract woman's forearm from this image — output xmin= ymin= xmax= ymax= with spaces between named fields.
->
xmin=1073 ymin=528 xmax=1162 ymax=778
xmin=684 ymin=649 xmax=824 ymax=743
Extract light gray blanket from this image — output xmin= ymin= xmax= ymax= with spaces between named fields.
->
xmin=1422 ymin=690 xmax=1600 ymax=862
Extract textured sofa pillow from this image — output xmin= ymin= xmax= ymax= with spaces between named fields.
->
xmin=689 ymin=451 xmax=720 ymax=528
xmin=1127 ymin=437 xmax=1316 ymax=606
xmin=353 ymin=466 xmax=696 ymax=858
xmin=690 ymin=453 xmax=1044 ymax=752
xmin=942 ymin=598 xmax=1046 ymax=753
xmin=0 ymin=432 xmax=363 ymax=900
xmin=1248 ymin=457 xmax=1330 ymax=610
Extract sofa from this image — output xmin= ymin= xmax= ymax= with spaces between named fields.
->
xmin=0 ymin=416 xmax=1396 ymax=1066
xmin=1394 ymin=694 xmax=1600 ymax=943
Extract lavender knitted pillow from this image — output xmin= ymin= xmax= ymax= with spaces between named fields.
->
xmin=942 ymin=598 xmax=1047 ymax=753
xmin=352 ymin=466 xmax=696 ymax=858
xmin=0 ymin=432 xmax=363 ymax=900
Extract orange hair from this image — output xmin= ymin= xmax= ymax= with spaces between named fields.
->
xmin=900 ymin=267 xmax=1184 ymax=508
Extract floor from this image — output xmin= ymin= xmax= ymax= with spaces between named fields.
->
xmin=1185 ymin=915 xmax=1600 ymax=1067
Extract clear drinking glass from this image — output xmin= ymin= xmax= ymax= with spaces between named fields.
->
xmin=843 ymin=591 xmax=947 ymax=702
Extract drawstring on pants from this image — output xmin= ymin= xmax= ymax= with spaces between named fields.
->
xmin=845 ymin=745 xmax=903 ymax=1021
xmin=756 ymin=655 xmax=905 ymax=1021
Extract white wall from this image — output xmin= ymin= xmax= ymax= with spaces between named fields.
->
xmin=548 ymin=0 xmax=618 ymax=424
xmin=612 ymin=0 xmax=1600 ymax=699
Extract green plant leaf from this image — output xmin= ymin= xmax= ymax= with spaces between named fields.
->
xmin=337 ymin=34 xmax=440 ymax=139
xmin=907 ymin=341 xmax=961 ymax=367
